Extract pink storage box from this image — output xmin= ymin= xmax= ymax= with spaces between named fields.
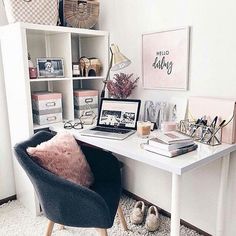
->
xmin=32 ymin=92 xmax=62 ymax=111
xmin=188 ymin=97 xmax=236 ymax=144
xmin=74 ymin=90 xmax=98 ymax=119
xmin=31 ymin=92 xmax=62 ymax=125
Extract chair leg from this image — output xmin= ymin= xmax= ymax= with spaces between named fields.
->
xmin=96 ymin=228 xmax=108 ymax=236
xmin=45 ymin=220 xmax=54 ymax=236
xmin=117 ymin=204 xmax=128 ymax=231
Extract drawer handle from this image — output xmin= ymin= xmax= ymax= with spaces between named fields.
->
xmin=85 ymin=111 xmax=93 ymax=116
xmin=85 ymin=98 xmax=93 ymax=103
xmin=47 ymin=116 xmax=57 ymax=121
xmin=46 ymin=102 xmax=56 ymax=107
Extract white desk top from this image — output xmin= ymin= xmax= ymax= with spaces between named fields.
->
xmin=50 ymin=123 xmax=236 ymax=175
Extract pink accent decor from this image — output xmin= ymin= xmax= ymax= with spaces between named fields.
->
xmin=188 ymin=97 xmax=236 ymax=144
xmin=31 ymin=92 xmax=62 ymax=100
xmin=27 ymin=132 xmax=94 ymax=187
xmin=74 ymin=90 xmax=98 ymax=97
xmin=142 ymin=27 xmax=189 ymax=90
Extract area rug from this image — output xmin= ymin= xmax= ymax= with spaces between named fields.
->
xmin=0 ymin=195 xmax=202 ymax=236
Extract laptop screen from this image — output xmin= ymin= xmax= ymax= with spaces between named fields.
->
xmin=97 ymin=98 xmax=141 ymax=129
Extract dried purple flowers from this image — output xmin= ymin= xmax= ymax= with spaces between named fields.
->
xmin=106 ymin=73 xmax=139 ymax=99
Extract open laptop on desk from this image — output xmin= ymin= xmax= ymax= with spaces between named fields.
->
xmin=80 ymin=98 xmax=141 ymax=140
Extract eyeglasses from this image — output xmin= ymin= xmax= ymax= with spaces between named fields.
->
xmin=63 ymin=120 xmax=84 ymax=130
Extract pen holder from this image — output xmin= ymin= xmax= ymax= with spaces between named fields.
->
xmin=177 ymin=120 xmax=222 ymax=146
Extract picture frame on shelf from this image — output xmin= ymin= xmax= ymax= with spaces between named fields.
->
xmin=142 ymin=27 xmax=190 ymax=90
xmin=36 ymin=57 xmax=64 ymax=78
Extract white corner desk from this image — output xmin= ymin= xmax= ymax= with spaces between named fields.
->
xmin=50 ymin=123 xmax=236 ymax=236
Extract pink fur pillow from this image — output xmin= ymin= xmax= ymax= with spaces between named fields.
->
xmin=27 ymin=132 xmax=94 ymax=187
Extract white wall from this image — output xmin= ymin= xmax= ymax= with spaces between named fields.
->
xmin=0 ymin=2 xmax=15 ymax=200
xmin=99 ymin=1 xmax=236 ymax=235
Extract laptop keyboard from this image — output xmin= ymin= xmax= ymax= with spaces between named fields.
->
xmin=91 ymin=126 xmax=131 ymax=134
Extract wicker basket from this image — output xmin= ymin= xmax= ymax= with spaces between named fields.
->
xmin=63 ymin=0 xmax=99 ymax=29
xmin=4 ymin=0 xmax=58 ymax=25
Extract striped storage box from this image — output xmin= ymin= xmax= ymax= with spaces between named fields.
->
xmin=74 ymin=90 xmax=98 ymax=119
xmin=32 ymin=92 xmax=62 ymax=125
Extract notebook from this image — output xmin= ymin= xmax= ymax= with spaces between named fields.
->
xmin=80 ymin=98 xmax=141 ymax=140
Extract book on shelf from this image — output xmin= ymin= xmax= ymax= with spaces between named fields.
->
xmin=148 ymin=137 xmax=194 ymax=151
xmin=156 ymin=131 xmax=192 ymax=144
xmin=142 ymin=143 xmax=198 ymax=158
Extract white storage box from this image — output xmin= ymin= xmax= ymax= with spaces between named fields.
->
xmin=32 ymin=92 xmax=62 ymax=125
xmin=74 ymin=90 xmax=98 ymax=119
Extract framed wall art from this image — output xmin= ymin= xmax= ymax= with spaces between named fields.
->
xmin=142 ymin=27 xmax=190 ymax=90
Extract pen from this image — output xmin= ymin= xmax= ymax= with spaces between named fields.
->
xmin=207 ymin=120 xmax=226 ymax=144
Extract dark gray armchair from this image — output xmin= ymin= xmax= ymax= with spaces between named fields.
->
xmin=14 ymin=131 xmax=127 ymax=236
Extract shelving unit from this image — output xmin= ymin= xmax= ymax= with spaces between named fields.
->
xmin=0 ymin=22 xmax=109 ymax=215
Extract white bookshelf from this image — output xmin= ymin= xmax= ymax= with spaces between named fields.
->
xmin=0 ymin=22 xmax=109 ymax=215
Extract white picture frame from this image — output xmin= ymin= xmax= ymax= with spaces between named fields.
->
xmin=142 ymin=27 xmax=190 ymax=90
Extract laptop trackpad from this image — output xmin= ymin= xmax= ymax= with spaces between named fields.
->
xmin=95 ymin=131 xmax=119 ymax=136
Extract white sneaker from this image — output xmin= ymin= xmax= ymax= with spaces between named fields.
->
xmin=131 ymin=201 xmax=145 ymax=224
xmin=145 ymin=206 xmax=160 ymax=231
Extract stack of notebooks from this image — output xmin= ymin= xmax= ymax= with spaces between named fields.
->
xmin=143 ymin=131 xmax=198 ymax=157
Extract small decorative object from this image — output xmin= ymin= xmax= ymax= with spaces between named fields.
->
xmin=79 ymin=57 xmax=102 ymax=77
xmin=79 ymin=57 xmax=90 ymax=77
xmin=62 ymin=0 xmax=99 ymax=29
xmin=88 ymin=58 xmax=102 ymax=76
xmin=142 ymin=27 xmax=190 ymax=90
xmin=106 ymin=73 xmax=139 ymax=99
xmin=143 ymin=101 xmax=168 ymax=129
xmin=29 ymin=68 xmax=38 ymax=79
xmin=72 ymin=62 xmax=80 ymax=77
xmin=4 ymin=0 xmax=58 ymax=25
xmin=137 ymin=121 xmax=152 ymax=138
xmin=37 ymin=58 xmax=64 ymax=78
xmin=28 ymin=53 xmax=37 ymax=79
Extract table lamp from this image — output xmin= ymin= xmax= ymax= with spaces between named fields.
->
xmin=101 ymin=44 xmax=131 ymax=98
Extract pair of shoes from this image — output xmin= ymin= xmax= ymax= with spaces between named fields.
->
xmin=131 ymin=201 xmax=160 ymax=231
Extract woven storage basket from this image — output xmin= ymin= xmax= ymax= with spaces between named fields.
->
xmin=4 ymin=0 xmax=58 ymax=25
xmin=63 ymin=0 xmax=99 ymax=29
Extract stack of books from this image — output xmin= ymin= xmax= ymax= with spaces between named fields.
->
xmin=143 ymin=131 xmax=198 ymax=157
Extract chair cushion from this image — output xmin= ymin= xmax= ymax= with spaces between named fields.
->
xmin=27 ymin=132 xmax=94 ymax=187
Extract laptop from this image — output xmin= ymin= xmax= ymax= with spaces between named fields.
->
xmin=80 ymin=98 xmax=141 ymax=140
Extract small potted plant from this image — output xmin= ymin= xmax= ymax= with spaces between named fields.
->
xmin=107 ymin=73 xmax=139 ymax=99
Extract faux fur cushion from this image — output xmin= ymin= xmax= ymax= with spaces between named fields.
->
xmin=27 ymin=132 xmax=94 ymax=187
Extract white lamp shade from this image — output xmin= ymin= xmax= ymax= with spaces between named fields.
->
xmin=110 ymin=44 xmax=131 ymax=71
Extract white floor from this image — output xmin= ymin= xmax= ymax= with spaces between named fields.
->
xmin=0 ymin=195 xmax=203 ymax=236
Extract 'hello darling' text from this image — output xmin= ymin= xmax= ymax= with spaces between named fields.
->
xmin=152 ymin=51 xmax=173 ymax=75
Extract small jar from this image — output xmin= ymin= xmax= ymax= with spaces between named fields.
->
xmin=72 ymin=62 xmax=80 ymax=77
xmin=29 ymin=67 xmax=37 ymax=79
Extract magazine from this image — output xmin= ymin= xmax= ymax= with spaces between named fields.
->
xmin=142 ymin=143 xmax=198 ymax=158
xmin=148 ymin=137 xmax=194 ymax=151
xmin=155 ymin=131 xmax=192 ymax=144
